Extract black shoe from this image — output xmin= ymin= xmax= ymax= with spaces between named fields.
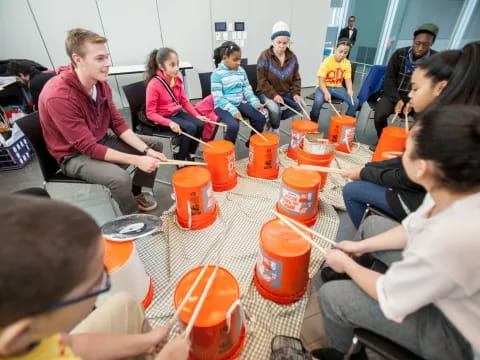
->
xmin=368 ymin=144 xmax=377 ymax=152
xmin=311 ymin=347 xmax=368 ymax=360
xmin=320 ymin=267 xmax=351 ymax=283
xmin=245 ymin=139 xmax=250 ymax=148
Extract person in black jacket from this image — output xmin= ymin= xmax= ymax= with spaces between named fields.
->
xmin=342 ymin=41 xmax=480 ymax=228
xmin=373 ymin=23 xmax=438 ymax=140
xmin=7 ymin=60 xmax=55 ymax=111
xmin=338 ymin=16 xmax=357 ymax=48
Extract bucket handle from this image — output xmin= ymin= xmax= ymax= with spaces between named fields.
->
xmin=187 ymin=200 xmax=192 ymax=229
xmin=226 ymin=300 xmax=247 ymax=334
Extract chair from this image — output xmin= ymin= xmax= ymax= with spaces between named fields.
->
xmin=16 ymin=112 xmax=120 ymax=215
xmin=122 ymin=80 xmax=179 ymax=158
xmin=348 ymin=329 xmax=424 ymax=360
xmin=198 ymin=71 xmax=212 ymax=99
xmin=243 ymin=64 xmax=258 ymax=95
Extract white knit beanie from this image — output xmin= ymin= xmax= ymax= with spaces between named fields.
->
xmin=271 ymin=21 xmax=290 ymax=40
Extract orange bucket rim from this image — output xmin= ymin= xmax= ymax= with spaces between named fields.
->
xmin=260 ymin=218 xmax=312 ymax=256
xmin=282 ymin=167 xmax=321 ymax=188
xmin=275 ymin=203 xmax=318 ymax=228
xmin=253 ymin=269 xmax=309 ymax=305
xmin=291 ymin=119 xmax=318 ymax=131
xmin=250 ymin=133 xmax=279 ymax=145
xmin=176 ymin=204 xmax=218 ymax=230
xmin=204 ymin=139 xmax=235 ymax=154
xmin=172 ymin=166 xmax=211 ymax=187
xmin=174 ymin=265 xmax=240 ymax=327
xmin=104 ymin=239 xmax=133 ymax=272
xmin=383 ymin=126 xmax=408 ymax=137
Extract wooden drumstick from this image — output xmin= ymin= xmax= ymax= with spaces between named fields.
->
xmin=272 ymin=211 xmax=327 ymax=255
xmin=282 ymin=103 xmax=304 ymax=118
xmin=273 ymin=210 xmax=337 ymax=247
xmin=179 ymin=130 xmax=213 ymax=147
xmin=297 ymin=102 xmax=311 ymax=119
xmin=294 ymin=164 xmax=347 ymax=176
xmin=168 ymin=265 xmax=209 ymax=327
xmin=199 ymin=117 xmax=227 ymax=128
xmin=185 ymin=266 xmax=219 ymax=337
xmin=162 ymin=160 xmax=207 ymax=166
xmin=328 ymin=101 xmax=343 ymax=119
xmin=238 ymin=118 xmax=268 ymax=142
xmin=390 ymin=113 xmax=399 ymax=125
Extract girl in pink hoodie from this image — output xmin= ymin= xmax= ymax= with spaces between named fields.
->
xmin=145 ymin=48 xmax=208 ymax=160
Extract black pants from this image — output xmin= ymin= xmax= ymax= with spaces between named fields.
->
xmin=373 ymin=96 xmax=415 ymax=138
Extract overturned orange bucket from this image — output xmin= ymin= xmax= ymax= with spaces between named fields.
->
xmin=172 ymin=166 xmax=217 ymax=230
xmin=297 ymin=146 xmax=335 ymax=189
xmin=327 ymin=114 xmax=356 ymax=153
xmin=254 ymin=218 xmax=312 ymax=304
xmin=104 ymin=239 xmax=154 ymax=308
xmin=174 ymin=265 xmax=246 ymax=360
xmin=247 ymin=133 xmax=279 ymax=179
xmin=287 ymin=120 xmax=318 ymax=160
xmin=381 ymin=151 xmax=403 ymax=160
xmin=203 ymin=140 xmax=237 ymax=192
xmin=372 ymin=126 xmax=408 ymax=162
xmin=276 ymin=168 xmax=321 ymax=227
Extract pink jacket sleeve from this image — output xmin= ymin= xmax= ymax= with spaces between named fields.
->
xmin=145 ymin=80 xmax=172 ymax=126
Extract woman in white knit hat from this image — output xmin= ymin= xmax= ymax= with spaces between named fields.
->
xmin=256 ymin=21 xmax=303 ymax=134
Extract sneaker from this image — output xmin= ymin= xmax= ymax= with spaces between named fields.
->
xmin=135 ymin=192 xmax=157 ymax=211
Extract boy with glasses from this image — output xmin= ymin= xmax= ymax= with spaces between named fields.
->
xmin=0 ymin=195 xmax=189 ymax=359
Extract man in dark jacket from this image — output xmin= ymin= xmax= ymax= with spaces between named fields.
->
xmin=373 ymin=23 xmax=438 ymax=139
xmin=338 ymin=16 xmax=357 ymax=48
xmin=7 ymin=60 xmax=55 ymax=110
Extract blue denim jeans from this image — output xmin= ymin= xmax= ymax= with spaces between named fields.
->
xmin=258 ymin=93 xmax=302 ymax=129
xmin=162 ymin=111 xmax=204 ymax=160
xmin=342 ymin=180 xmax=393 ymax=229
xmin=215 ymin=102 xmax=266 ymax=144
xmin=309 ymin=86 xmax=358 ymax=122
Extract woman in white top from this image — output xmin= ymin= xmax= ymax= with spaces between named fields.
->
xmin=313 ymin=105 xmax=480 ymax=360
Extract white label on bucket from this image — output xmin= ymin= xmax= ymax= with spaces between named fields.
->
xmin=226 ymin=151 xmax=236 ymax=177
xmin=278 ymin=184 xmax=316 ymax=217
xmin=256 ymin=249 xmax=283 ymax=289
xmin=201 ymin=182 xmax=216 ymax=213
xmin=340 ymin=126 xmax=355 ymax=145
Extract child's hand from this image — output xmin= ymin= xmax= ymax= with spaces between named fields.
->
xmin=196 ymin=115 xmax=211 ymax=122
xmin=293 ymin=94 xmax=302 ymax=104
xmin=233 ymin=113 xmax=243 ymax=120
xmin=256 ymin=104 xmax=265 ymax=110
xmin=169 ymin=122 xmax=181 ymax=134
xmin=325 ymin=248 xmax=353 ymax=273
xmin=347 ymin=89 xmax=354 ymax=98
xmin=144 ymin=323 xmax=173 ymax=354
xmin=324 ymin=91 xmax=332 ymax=103
xmin=273 ymin=95 xmax=284 ymax=104
xmin=155 ymin=333 xmax=191 ymax=360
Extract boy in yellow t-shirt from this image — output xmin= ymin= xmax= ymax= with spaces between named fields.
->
xmin=310 ymin=39 xmax=358 ymax=124
xmin=0 ymin=195 xmax=190 ymax=360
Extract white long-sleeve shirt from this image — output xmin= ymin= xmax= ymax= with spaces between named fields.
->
xmin=376 ymin=193 xmax=480 ymax=352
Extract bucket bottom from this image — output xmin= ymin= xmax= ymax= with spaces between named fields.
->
xmin=212 ymin=176 xmax=238 ymax=192
xmin=275 ymin=204 xmax=318 ymax=228
xmin=253 ymin=267 xmax=309 ymax=305
xmin=177 ymin=205 xmax=218 ymax=230
xmin=189 ymin=325 xmax=246 ymax=360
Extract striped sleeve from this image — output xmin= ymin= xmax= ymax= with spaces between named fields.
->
xmin=211 ymin=71 xmax=239 ymax=116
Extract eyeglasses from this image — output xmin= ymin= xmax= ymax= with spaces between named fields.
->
xmin=47 ymin=266 xmax=111 ymax=312
xmin=414 ymin=41 xmax=432 ymax=48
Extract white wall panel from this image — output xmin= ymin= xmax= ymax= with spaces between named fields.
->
xmin=0 ymin=0 xmax=51 ymax=67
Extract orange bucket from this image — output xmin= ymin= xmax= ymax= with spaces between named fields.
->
xmin=254 ymin=218 xmax=312 ymax=304
xmin=174 ymin=266 xmax=246 ymax=360
xmin=247 ymin=133 xmax=279 ymax=180
xmin=276 ymin=168 xmax=321 ymax=227
xmin=372 ymin=126 xmax=408 ymax=162
xmin=172 ymin=166 xmax=217 ymax=230
xmin=104 ymin=239 xmax=154 ymax=308
xmin=327 ymin=114 xmax=356 ymax=153
xmin=203 ymin=140 xmax=237 ymax=192
xmin=287 ymin=120 xmax=318 ymax=160
xmin=297 ymin=146 xmax=335 ymax=189
xmin=381 ymin=151 xmax=403 ymax=160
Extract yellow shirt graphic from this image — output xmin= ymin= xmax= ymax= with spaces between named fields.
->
xmin=5 ymin=334 xmax=80 ymax=360
xmin=317 ymin=55 xmax=351 ymax=87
